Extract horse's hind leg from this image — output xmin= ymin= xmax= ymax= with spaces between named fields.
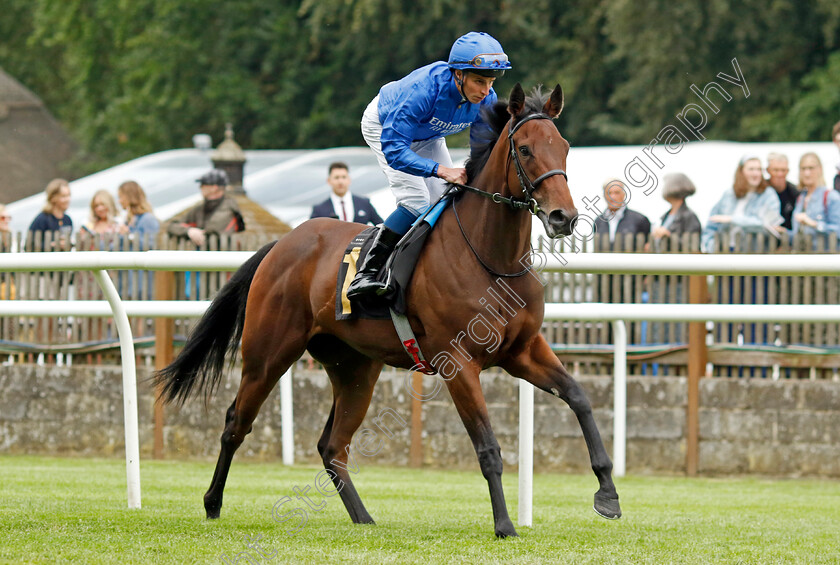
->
xmin=502 ymin=335 xmax=621 ymax=519
xmin=317 ymin=400 xmax=336 ymax=460
xmin=204 ymin=330 xmax=308 ymax=519
xmin=313 ymin=342 xmax=383 ymax=525
xmin=204 ymin=398 xmax=239 ymax=518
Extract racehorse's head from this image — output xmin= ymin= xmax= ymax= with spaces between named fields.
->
xmin=507 ymin=83 xmax=577 ymax=238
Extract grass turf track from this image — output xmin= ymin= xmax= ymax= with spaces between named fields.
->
xmin=1 ymin=455 xmax=838 ymax=564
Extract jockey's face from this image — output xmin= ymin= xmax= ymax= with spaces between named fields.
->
xmin=457 ymin=71 xmax=495 ymax=104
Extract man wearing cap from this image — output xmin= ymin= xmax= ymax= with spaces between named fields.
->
xmin=167 ymin=169 xmax=245 ymax=246
xmin=310 ymin=162 xmax=384 ymax=225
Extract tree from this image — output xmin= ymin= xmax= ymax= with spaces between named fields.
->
xmin=0 ymin=0 xmax=838 ymax=174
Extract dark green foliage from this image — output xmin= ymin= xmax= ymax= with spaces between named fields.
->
xmin=0 ymin=0 xmax=838 ymax=172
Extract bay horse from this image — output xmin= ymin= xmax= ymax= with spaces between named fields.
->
xmin=156 ymin=83 xmax=621 ymax=538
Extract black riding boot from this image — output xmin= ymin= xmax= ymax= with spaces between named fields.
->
xmin=346 ymin=226 xmax=402 ymax=298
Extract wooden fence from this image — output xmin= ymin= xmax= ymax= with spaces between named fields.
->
xmin=0 ymin=231 xmax=280 ymax=366
xmin=2 ymin=230 xmax=839 ymax=378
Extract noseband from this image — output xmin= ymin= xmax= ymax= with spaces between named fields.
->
xmin=453 ymin=112 xmax=568 ymax=215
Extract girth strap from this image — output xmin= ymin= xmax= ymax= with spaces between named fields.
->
xmin=389 ymin=308 xmax=437 ymax=375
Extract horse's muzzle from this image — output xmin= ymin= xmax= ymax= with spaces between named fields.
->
xmin=547 ymin=208 xmax=577 ymax=237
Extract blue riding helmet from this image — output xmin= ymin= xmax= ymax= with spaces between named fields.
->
xmin=448 ymin=31 xmax=512 ymax=77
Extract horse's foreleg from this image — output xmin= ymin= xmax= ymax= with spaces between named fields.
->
xmin=502 ymin=336 xmax=621 ymax=520
xmin=446 ymin=369 xmax=517 ymax=538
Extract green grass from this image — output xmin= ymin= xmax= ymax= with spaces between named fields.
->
xmin=1 ymin=455 xmax=838 ymax=564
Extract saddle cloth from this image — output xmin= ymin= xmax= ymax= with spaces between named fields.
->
xmin=335 ymin=197 xmax=450 ymax=321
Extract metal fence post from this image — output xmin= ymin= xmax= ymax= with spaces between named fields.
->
xmin=93 ymin=269 xmax=141 ymax=509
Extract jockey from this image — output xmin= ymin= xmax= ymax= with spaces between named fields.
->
xmin=346 ymin=31 xmax=512 ymax=298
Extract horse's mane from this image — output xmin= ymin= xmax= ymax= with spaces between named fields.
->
xmin=464 ymin=86 xmax=550 ymax=183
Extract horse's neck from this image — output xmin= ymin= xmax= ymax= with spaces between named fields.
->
xmin=457 ymin=170 xmax=533 ymax=270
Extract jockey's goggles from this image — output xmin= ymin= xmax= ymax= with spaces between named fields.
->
xmin=453 ymin=53 xmax=511 ymax=69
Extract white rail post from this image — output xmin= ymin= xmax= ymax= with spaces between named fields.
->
xmin=518 ymin=379 xmax=534 ymax=527
xmin=93 ymin=269 xmax=141 ymax=509
xmin=612 ymin=320 xmax=627 ymax=478
xmin=280 ymin=367 xmax=294 ymax=465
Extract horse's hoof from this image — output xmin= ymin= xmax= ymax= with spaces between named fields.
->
xmin=495 ymin=520 xmax=518 ymax=538
xmin=593 ymin=492 xmax=621 ymax=520
xmin=204 ymin=493 xmax=222 ymax=519
xmin=351 ymin=510 xmax=375 ymax=525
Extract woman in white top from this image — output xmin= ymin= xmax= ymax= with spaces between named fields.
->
xmin=701 ymin=155 xmax=782 ymax=252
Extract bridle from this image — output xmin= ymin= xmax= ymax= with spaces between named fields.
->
xmin=451 ymin=112 xmax=569 ymax=277
xmin=453 ymin=112 xmax=568 ymax=215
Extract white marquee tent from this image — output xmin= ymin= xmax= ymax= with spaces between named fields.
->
xmin=6 ymin=141 xmax=838 ymax=237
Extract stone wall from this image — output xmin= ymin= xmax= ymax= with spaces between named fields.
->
xmin=1 ymin=364 xmax=838 ymax=477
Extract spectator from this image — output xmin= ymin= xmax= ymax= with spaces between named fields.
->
xmin=80 ymin=190 xmax=121 ymax=236
xmin=594 ymin=178 xmax=651 ymax=244
xmin=27 ymin=178 xmax=73 ymax=250
xmin=701 ymin=155 xmax=782 ymax=253
xmin=651 ymin=173 xmax=702 ymax=248
xmin=0 ymin=204 xmax=15 ymax=298
xmin=791 ymin=152 xmax=840 ymax=248
xmin=310 ymin=162 xmax=384 ymax=225
xmin=115 ymin=180 xmax=160 ymax=298
xmin=166 ymin=169 xmax=244 ymax=246
xmin=832 ymin=120 xmax=840 ymax=193
xmin=0 ymin=204 xmax=9 ymax=230
xmin=117 ymin=180 xmax=160 ymax=249
xmin=0 ymin=203 xmax=12 ymax=246
xmin=766 ymin=153 xmax=799 ymax=230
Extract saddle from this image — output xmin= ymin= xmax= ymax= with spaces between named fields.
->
xmin=335 ymin=197 xmax=451 ymax=374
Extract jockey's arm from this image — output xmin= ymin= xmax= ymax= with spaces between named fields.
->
xmin=379 ymin=85 xmax=442 ymax=177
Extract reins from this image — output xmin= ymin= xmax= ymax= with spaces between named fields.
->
xmin=449 ymin=111 xmax=569 ymax=278
xmin=452 ymin=197 xmax=532 ymax=278
xmin=451 ymin=181 xmax=539 ymax=214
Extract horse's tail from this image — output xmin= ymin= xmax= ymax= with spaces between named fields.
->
xmin=154 ymin=241 xmax=278 ymax=406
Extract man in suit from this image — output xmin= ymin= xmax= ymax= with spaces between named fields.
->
xmin=310 ymin=162 xmax=384 ymax=225
xmin=593 ymin=178 xmax=651 ymax=244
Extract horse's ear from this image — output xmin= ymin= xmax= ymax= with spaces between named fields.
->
xmin=508 ymin=83 xmax=525 ymax=117
xmin=543 ymin=84 xmax=564 ymax=118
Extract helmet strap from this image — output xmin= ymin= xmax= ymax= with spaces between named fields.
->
xmin=454 ymin=70 xmax=468 ymax=104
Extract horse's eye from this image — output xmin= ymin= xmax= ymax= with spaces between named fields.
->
xmin=519 ymin=146 xmax=531 ymax=157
